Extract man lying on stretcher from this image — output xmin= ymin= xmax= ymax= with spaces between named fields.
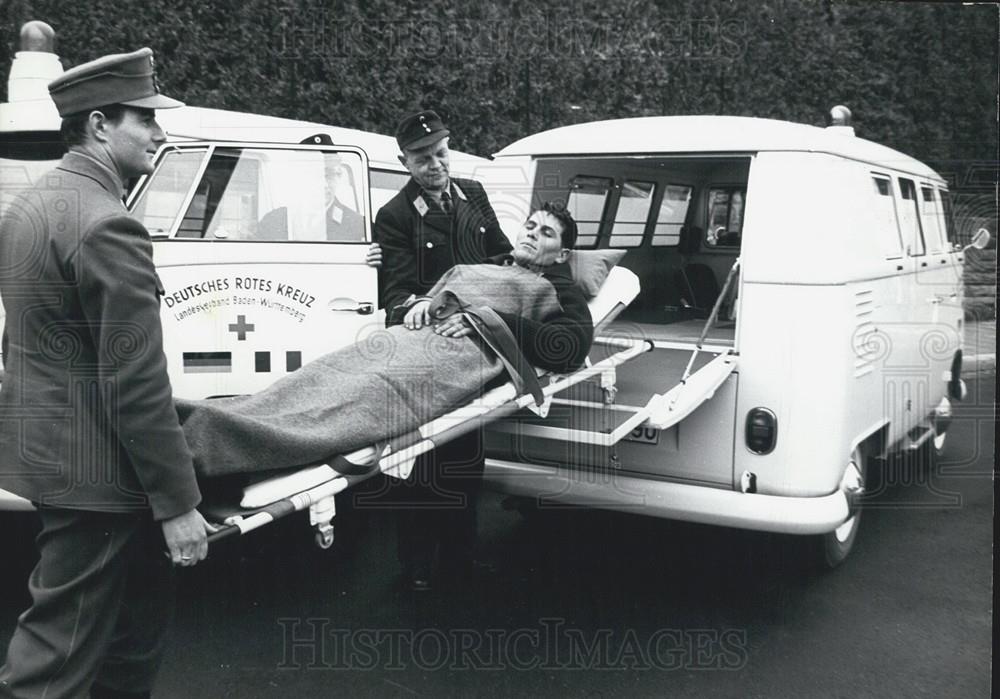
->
xmin=176 ymin=202 xmax=594 ymax=478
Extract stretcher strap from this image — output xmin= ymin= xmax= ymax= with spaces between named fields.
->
xmin=463 ymin=306 xmax=545 ymax=406
xmin=327 ymin=447 xmax=382 ymax=476
xmin=428 ymin=289 xmax=544 ymax=405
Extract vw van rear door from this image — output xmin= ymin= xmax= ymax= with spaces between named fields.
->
xmin=128 ymin=142 xmax=378 ymax=399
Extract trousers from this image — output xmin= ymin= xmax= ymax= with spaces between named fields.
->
xmin=380 ymin=429 xmax=484 ymax=571
xmin=0 ymin=508 xmax=175 ymax=699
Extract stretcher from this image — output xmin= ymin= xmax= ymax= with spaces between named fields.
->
xmin=203 ymin=265 xmax=648 ymax=548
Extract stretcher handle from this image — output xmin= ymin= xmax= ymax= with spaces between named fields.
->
xmin=207 ymin=524 xmax=242 ymax=544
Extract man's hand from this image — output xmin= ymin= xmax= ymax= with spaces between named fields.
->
xmin=403 ymin=299 xmax=432 ymax=329
xmin=162 ymin=509 xmax=217 ymax=567
xmin=365 ymin=243 xmax=383 ymax=268
xmin=434 ymin=314 xmax=474 ymax=338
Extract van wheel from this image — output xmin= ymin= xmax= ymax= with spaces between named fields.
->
xmin=816 ymin=448 xmax=867 ymax=569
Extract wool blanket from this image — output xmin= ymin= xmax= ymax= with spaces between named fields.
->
xmin=177 ymin=263 xmax=566 ymax=477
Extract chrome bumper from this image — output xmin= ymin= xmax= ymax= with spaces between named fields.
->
xmin=484 ymin=459 xmax=850 ymax=535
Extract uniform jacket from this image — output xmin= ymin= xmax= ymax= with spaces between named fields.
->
xmin=373 ymin=176 xmax=512 ymax=317
xmin=0 ymin=151 xmax=201 ymax=520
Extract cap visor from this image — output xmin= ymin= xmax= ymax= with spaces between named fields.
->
xmin=119 ymin=93 xmax=185 ymax=110
xmin=402 ymin=129 xmax=450 ymax=152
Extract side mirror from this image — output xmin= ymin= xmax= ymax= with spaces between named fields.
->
xmin=963 ymin=228 xmax=991 ymax=252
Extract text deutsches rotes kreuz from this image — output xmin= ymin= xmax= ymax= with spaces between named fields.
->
xmin=164 ymin=277 xmax=316 ymax=323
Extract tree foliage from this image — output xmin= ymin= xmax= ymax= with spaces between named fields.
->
xmin=1 ymin=0 xmax=996 ymax=188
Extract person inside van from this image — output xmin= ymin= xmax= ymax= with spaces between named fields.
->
xmin=175 ymin=202 xmax=595 ymax=480
xmin=323 ymin=153 xmax=365 ymax=241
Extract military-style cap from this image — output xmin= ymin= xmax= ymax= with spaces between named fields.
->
xmin=395 ymin=110 xmax=450 ymax=152
xmin=48 ymin=47 xmax=184 ymax=117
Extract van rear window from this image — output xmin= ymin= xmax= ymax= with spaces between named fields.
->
xmin=609 ymin=180 xmax=654 ymax=247
xmin=652 ymin=184 xmax=691 ymax=247
xmin=567 ymin=176 xmax=612 ymax=248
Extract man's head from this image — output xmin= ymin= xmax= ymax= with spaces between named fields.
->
xmin=512 ymin=201 xmax=579 ymax=269
xmin=324 ymin=153 xmax=353 ymax=206
xmin=48 ymin=48 xmax=183 ymax=180
xmin=395 ymin=110 xmax=451 ymax=192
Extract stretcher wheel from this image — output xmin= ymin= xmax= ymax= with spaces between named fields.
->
xmin=315 ymin=526 xmax=335 ymax=549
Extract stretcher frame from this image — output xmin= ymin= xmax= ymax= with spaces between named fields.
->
xmin=205 ymin=267 xmax=648 ymax=548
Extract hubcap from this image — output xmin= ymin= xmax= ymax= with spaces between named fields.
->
xmin=835 ymin=459 xmax=865 ymax=542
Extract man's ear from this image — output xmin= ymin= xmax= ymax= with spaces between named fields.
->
xmin=397 ymin=153 xmax=408 ymax=169
xmin=88 ymin=110 xmax=110 ymax=143
xmin=556 ymin=248 xmax=571 ymax=264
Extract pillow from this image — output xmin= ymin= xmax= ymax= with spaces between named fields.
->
xmin=567 ymin=249 xmax=627 ymax=298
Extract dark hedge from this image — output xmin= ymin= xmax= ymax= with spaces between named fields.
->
xmin=1 ymin=0 xmax=996 ymax=188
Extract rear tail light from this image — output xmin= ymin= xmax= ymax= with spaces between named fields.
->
xmin=745 ymin=408 xmax=777 ymax=454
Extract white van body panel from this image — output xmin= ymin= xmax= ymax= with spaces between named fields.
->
xmin=481 ymin=115 xmax=965 ymax=540
xmin=495 ymin=115 xmax=941 ymax=181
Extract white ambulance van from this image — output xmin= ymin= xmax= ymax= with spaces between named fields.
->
xmin=0 ymin=22 xmax=484 ymax=512
xmin=475 ymin=113 xmax=989 ymax=567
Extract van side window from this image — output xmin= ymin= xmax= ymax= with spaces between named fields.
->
xmin=938 ymin=188 xmax=958 ymax=248
xmin=566 ymin=176 xmax=612 ymax=248
xmin=156 ymin=148 xmax=366 ymax=242
xmin=897 ymin=178 xmax=925 ymax=256
xmin=608 ymin=180 xmax=654 ymax=247
xmin=919 ymin=186 xmax=947 ymax=253
xmin=371 ymin=169 xmax=410 ymax=215
xmin=652 ymin=185 xmax=691 ymax=247
xmin=705 ymin=186 xmax=744 ymax=247
xmin=871 ymin=174 xmax=903 ymax=258
xmin=132 ymin=149 xmax=209 ymax=236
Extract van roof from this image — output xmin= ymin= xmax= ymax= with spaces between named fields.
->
xmin=155 ymin=106 xmax=404 ymax=171
xmin=494 ymin=115 xmax=944 ymax=182
xmin=155 ymin=106 xmax=487 ymax=174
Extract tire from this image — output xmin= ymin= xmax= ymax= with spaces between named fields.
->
xmin=815 ymin=448 xmax=867 ymax=570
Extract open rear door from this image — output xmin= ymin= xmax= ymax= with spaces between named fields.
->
xmin=128 ymin=142 xmax=377 ymax=399
xmin=486 ymin=342 xmax=737 ymax=479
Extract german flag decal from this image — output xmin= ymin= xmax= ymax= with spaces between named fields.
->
xmin=183 ymin=352 xmax=232 ymax=373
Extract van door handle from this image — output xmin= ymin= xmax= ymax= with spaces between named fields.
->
xmin=927 ymin=296 xmax=942 ymax=304
xmin=328 ymin=298 xmax=374 ymax=314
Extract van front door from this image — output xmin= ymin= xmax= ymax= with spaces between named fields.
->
xmin=128 ymin=143 xmax=378 ymax=399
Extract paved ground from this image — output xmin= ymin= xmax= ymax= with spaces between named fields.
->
xmin=0 ymin=329 xmax=994 ymax=698
xmin=964 ymin=319 xmax=996 ymax=375
xmin=4 ymin=379 xmax=990 ymax=698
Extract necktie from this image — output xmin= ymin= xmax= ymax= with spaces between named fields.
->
xmin=440 ymin=190 xmax=453 ymax=214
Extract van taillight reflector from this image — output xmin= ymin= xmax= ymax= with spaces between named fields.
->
xmin=746 ymin=408 xmax=777 ymax=455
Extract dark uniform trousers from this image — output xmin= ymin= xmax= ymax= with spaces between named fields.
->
xmin=371 ymin=177 xmax=511 ymax=576
xmin=0 ymin=508 xmax=174 ymax=699
xmin=388 ymin=430 xmax=484 ymax=572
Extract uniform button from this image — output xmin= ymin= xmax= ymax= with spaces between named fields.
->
xmin=479 ymin=226 xmax=486 ymax=233
xmin=426 ymin=241 xmax=434 ymax=248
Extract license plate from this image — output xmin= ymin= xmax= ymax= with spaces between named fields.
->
xmin=624 ymin=426 xmax=659 ymax=444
